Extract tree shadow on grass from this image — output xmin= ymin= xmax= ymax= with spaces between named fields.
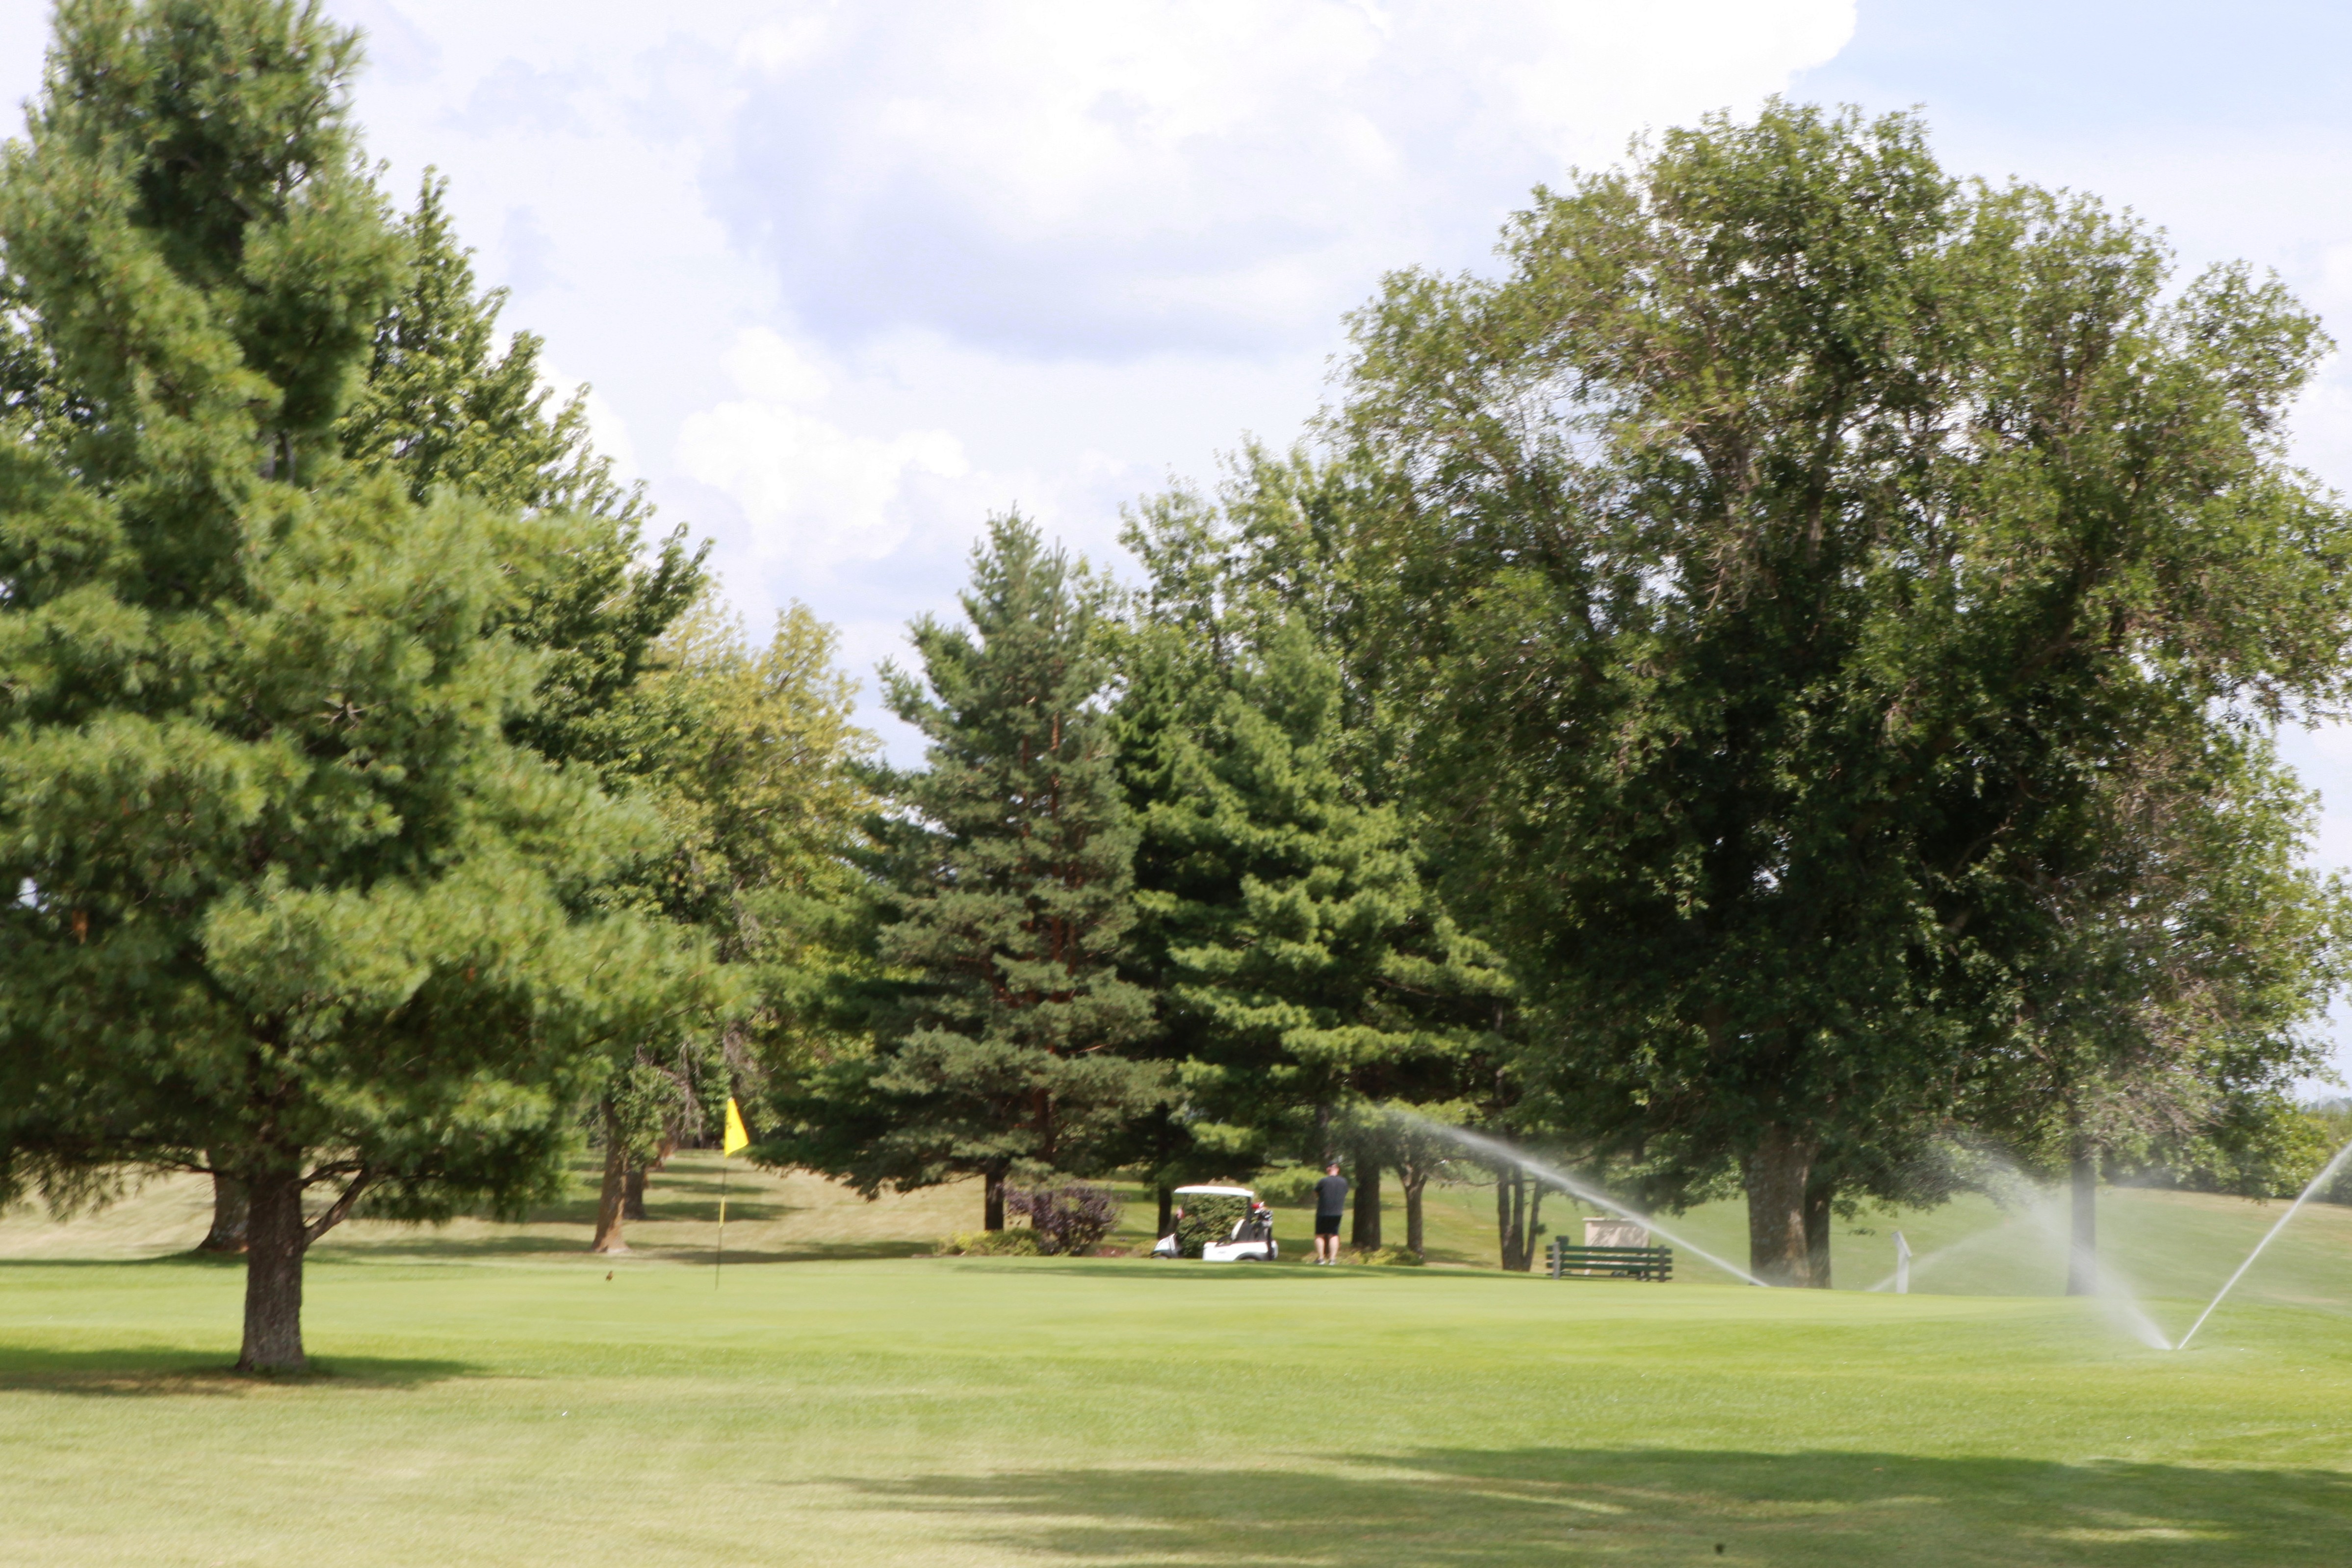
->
xmin=954 ymin=1257 xmax=1474 ymax=1284
xmin=311 ymin=1233 xmax=587 ymax=1260
xmin=656 ymin=1240 xmax=940 ymax=1265
xmin=304 ymin=1235 xmax=939 ymax=1265
xmin=0 ymin=1252 xmax=249 ymax=1271
xmin=626 ymin=1197 xmax=791 ymax=1224
xmin=503 ymin=1190 xmax=797 ymax=1227
xmin=827 ymin=1447 xmax=2352 ymax=1567
xmin=0 ymin=1345 xmax=476 ymax=1397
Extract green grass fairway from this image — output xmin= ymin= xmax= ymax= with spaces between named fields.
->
xmin=6 ymin=1164 xmax=2352 ymax=1565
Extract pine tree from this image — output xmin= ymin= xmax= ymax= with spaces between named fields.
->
xmin=769 ymin=517 xmax=1156 ymax=1228
xmin=332 ymin=168 xmax=724 ymax=1253
xmin=338 ymin=171 xmax=706 ymax=775
xmin=1116 ymin=512 xmax=1507 ymax=1253
xmin=0 ymin=0 xmax=710 ymax=1371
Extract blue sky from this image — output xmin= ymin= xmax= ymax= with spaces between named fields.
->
xmin=6 ymin=1 xmax=2352 ymax=1068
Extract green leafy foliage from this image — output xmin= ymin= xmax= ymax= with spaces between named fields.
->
xmin=936 ymin=1228 xmax=1041 ymax=1257
xmin=1333 ymin=100 xmax=2352 ymax=1284
xmin=1171 ymin=1192 xmax=1249 ymax=1258
xmin=1004 ymin=1181 xmax=1121 ymax=1256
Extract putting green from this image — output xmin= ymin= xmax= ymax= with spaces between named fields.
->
xmin=4 ymin=1163 xmax=2351 ymax=1565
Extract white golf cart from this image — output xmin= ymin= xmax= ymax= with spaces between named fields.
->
xmin=1151 ymin=1183 xmax=1278 ymax=1262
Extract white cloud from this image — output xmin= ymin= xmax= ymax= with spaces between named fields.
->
xmin=678 ymin=329 xmax=974 ymax=571
xmin=711 ymin=2 xmax=1860 ymax=358
xmin=1 ymin=2 xmax=1864 ymax=638
xmin=539 ymin=363 xmax=639 ymax=481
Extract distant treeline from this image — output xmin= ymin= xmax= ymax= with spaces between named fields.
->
xmin=3 ymin=3 xmax=2349 ymax=1372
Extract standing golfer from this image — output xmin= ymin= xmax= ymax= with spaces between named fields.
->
xmin=1313 ymin=1161 xmax=1347 ymax=1264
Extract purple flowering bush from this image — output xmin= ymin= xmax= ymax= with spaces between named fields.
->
xmin=1006 ymin=1182 xmax=1122 ymax=1256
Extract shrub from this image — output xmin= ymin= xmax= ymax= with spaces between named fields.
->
xmin=1005 ymin=1182 xmax=1122 ymax=1256
xmin=1354 ymin=1246 xmax=1426 ymax=1268
xmin=937 ymin=1230 xmax=1041 ymax=1257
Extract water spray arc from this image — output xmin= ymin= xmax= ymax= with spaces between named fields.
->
xmin=1399 ymin=1114 xmax=1768 ymax=1288
xmin=2174 ymin=1133 xmax=2352 ymax=1352
xmin=1861 ymin=1214 xmax=2028 ymax=1293
xmin=2013 ymin=1189 xmax=2172 ymax=1350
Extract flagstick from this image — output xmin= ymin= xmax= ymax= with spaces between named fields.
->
xmin=715 ymin=1096 xmax=748 ymax=1288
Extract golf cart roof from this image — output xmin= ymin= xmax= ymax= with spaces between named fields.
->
xmin=1172 ymin=1184 xmax=1256 ymax=1198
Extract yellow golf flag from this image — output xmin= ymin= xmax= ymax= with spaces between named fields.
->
xmin=722 ymin=1096 xmax=750 ymax=1156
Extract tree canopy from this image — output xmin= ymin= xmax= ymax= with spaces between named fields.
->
xmin=0 ymin=0 xmax=715 ymax=1369
xmin=1333 ymin=101 xmax=2352 ymax=1282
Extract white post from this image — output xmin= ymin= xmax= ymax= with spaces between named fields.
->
xmin=1893 ymin=1230 xmax=1912 ymax=1294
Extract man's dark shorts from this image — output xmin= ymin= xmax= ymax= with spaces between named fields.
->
xmin=1314 ymin=1212 xmax=1343 ymax=1237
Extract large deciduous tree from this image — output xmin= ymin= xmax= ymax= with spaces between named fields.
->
xmin=581 ymin=598 xmax=876 ymax=1253
xmin=1338 ymin=102 xmax=2352 ymax=1285
xmin=0 ymin=0 xmax=710 ymax=1370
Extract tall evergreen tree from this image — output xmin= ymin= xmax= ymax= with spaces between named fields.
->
xmin=0 ymin=0 xmax=711 ymax=1370
xmin=1116 ymin=502 xmax=1508 ymax=1252
xmin=767 ymin=518 xmax=1156 ymax=1228
xmin=334 ymin=169 xmax=722 ymax=1253
xmin=339 ymin=170 xmax=705 ymax=776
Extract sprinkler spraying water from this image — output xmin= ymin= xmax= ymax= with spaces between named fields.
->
xmin=1398 ymin=1114 xmax=1768 ymax=1287
xmin=2012 ymin=1189 xmax=2172 ymax=1349
xmin=2173 ymin=1133 xmax=2352 ymax=1351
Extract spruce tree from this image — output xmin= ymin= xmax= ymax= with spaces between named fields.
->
xmin=0 ymin=0 xmax=709 ymax=1370
xmin=769 ymin=517 xmax=1155 ymax=1228
xmin=1117 ymin=504 xmax=1507 ymax=1252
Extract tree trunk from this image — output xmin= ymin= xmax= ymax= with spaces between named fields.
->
xmin=1400 ymin=1163 xmax=1427 ymax=1258
xmin=2067 ymin=1135 xmax=2098 ymax=1297
xmin=1156 ymin=1184 xmax=1174 ymax=1240
xmin=622 ymin=1163 xmax=648 ymax=1222
xmin=1803 ymin=1177 xmax=1833 ymax=1290
xmin=1523 ymin=1179 xmax=1545 ymax=1273
xmin=1497 ymin=1170 xmax=1521 ymax=1269
xmin=1495 ymin=1168 xmax=1548 ymax=1272
xmin=1744 ymin=1124 xmax=1816 ymax=1287
xmin=198 ymin=1167 xmax=249 ymax=1255
xmin=984 ymin=1167 xmax=1007 ymax=1232
xmin=1350 ymin=1141 xmax=1382 ymax=1250
xmin=591 ymin=1103 xmax=630 ymax=1255
xmin=238 ymin=1169 xmax=308 ymax=1374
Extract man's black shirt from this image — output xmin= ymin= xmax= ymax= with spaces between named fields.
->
xmin=1315 ymin=1173 xmax=1348 ymax=1217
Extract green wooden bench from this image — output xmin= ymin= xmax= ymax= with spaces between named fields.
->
xmin=1546 ymin=1238 xmax=1673 ymax=1281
